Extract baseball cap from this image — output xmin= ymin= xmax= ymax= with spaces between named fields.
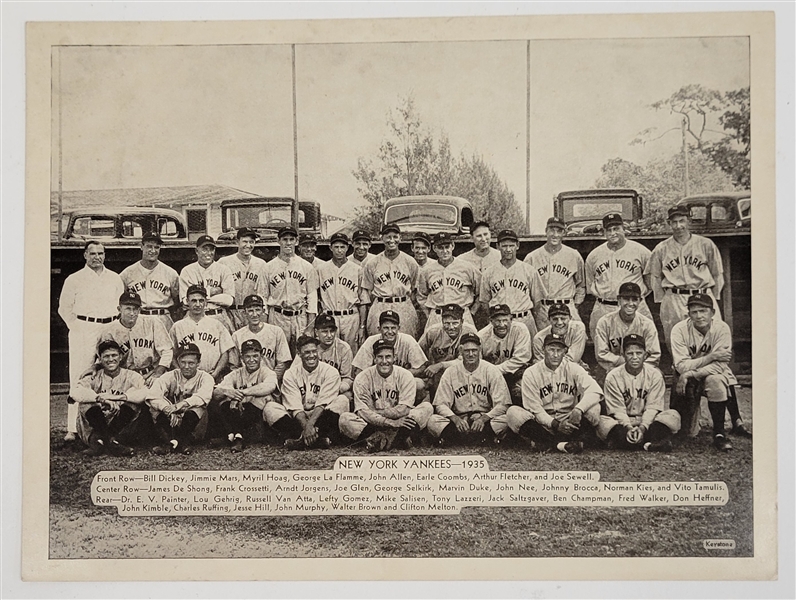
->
xmin=432 ymin=232 xmax=454 ymax=246
xmin=667 ymin=205 xmax=690 ymax=220
xmin=295 ymin=335 xmax=320 ymax=350
xmin=489 ymin=304 xmax=511 ymax=318
xmin=236 ymin=227 xmax=259 ymax=240
xmin=459 ymin=332 xmax=481 ymax=346
xmin=547 ymin=303 xmax=570 ymax=319
xmin=372 ymin=339 xmax=395 ymax=355
xmin=142 ymin=232 xmax=164 ymax=245
xmin=546 ymin=217 xmax=567 ymax=230
xmin=195 ymin=235 xmax=216 ymax=248
xmin=440 ymin=304 xmax=464 ymax=319
xmin=314 ymin=313 xmax=338 ymax=330
xmin=329 ymin=231 xmax=351 ymax=245
xmin=278 ymin=226 xmax=299 ymax=239
xmin=543 ymin=333 xmax=568 ymax=348
xmin=298 ymin=233 xmax=317 ymax=246
xmin=118 ymin=290 xmax=142 ymax=307
xmin=602 ymin=213 xmax=624 ymax=228
xmin=352 ymin=230 xmax=371 ymax=242
xmin=469 ymin=221 xmax=490 ymax=235
xmin=185 ymin=284 xmax=208 ymax=298
xmin=240 ymin=339 xmax=263 ymax=355
xmin=380 ymin=223 xmax=401 ymax=236
xmin=687 ymin=293 xmax=714 ymax=310
xmin=97 ymin=339 xmax=122 ymax=355
xmin=496 ymin=229 xmax=519 ymax=243
xmin=176 ymin=343 xmax=202 ymax=360
xmin=412 ymin=232 xmax=432 ymax=247
xmin=622 ymin=333 xmax=646 ymax=351
xmin=618 ymin=282 xmax=642 ymax=298
xmin=242 ymin=294 xmax=264 ymax=308
xmin=379 ymin=310 xmax=400 ymax=326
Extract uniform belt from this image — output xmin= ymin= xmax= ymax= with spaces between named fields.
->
xmin=232 ymin=304 xmax=248 ymax=310
xmin=140 ymin=308 xmax=171 ymax=315
xmin=597 ymin=298 xmax=619 ymax=306
xmin=272 ymin=306 xmax=304 ymax=316
xmin=77 ymin=315 xmax=116 ymax=324
xmin=540 ymin=299 xmax=571 ymax=306
xmin=326 ymin=309 xmax=357 ymax=316
xmin=133 ymin=365 xmax=154 ymax=376
xmin=512 ymin=310 xmax=531 ymax=319
xmin=669 ymin=288 xmax=708 ymax=295
xmin=375 ymin=296 xmax=408 ymax=303
xmin=205 ymin=308 xmax=224 ymax=315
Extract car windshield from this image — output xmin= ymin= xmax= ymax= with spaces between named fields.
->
xmin=560 ymin=197 xmax=634 ymax=222
xmin=224 ymin=205 xmax=304 ymax=230
xmin=738 ymin=197 xmax=751 ymax=219
xmin=384 ymin=203 xmax=457 ymax=226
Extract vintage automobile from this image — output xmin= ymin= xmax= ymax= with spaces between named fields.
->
xmin=383 ymin=195 xmax=474 ymax=237
xmin=554 ymin=188 xmax=645 ymax=236
xmin=216 ymin=198 xmax=322 ymax=242
xmin=673 ymin=190 xmax=751 ymax=233
xmin=57 ymin=206 xmax=188 ymax=244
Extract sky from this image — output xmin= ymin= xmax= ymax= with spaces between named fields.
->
xmin=54 ymin=36 xmax=749 ymax=233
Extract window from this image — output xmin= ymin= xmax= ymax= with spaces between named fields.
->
xmin=186 ymin=209 xmax=207 ymax=235
xmin=384 ymin=203 xmax=457 ymax=226
xmin=71 ymin=216 xmax=115 ymax=239
xmin=121 ymin=219 xmax=145 ymax=238
xmin=738 ymin=198 xmax=751 ymax=220
xmin=710 ymin=204 xmax=730 ymax=222
xmin=159 ymin=218 xmax=180 ymax=238
xmin=688 ymin=205 xmax=707 ymax=224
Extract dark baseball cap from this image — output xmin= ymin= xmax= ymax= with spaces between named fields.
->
xmin=352 ymin=230 xmax=371 ymax=242
xmin=379 ymin=310 xmax=400 ymax=326
xmin=242 ymin=294 xmax=264 ymax=308
xmin=176 ymin=343 xmax=202 ymax=360
xmin=329 ymin=232 xmax=350 ymax=245
xmin=195 ymin=235 xmax=216 ymax=248
xmin=667 ymin=205 xmax=690 ymax=220
xmin=496 ymin=229 xmax=519 ymax=243
xmin=97 ymin=339 xmax=122 ymax=355
xmin=618 ymin=282 xmax=642 ymax=298
xmin=380 ymin=223 xmax=401 ymax=236
xmin=687 ymin=293 xmax=714 ymax=310
xmin=278 ymin=226 xmax=299 ymax=239
xmin=547 ymin=303 xmax=570 ymax=319
xmin=543 ymin=333 xmax=568 ymax=348
xmin=432 ymin=232 xmax=454 ymax=246
xmin=372 ymin=339 xmax=395 ymax=355
xmin=240 ymin=339 xmax=263 ymax=355
xmin=622 ymin=333 xmax=646 ymax=351
xmin=546 ymin=217 xmax=567 ymax=230
xmin=118 ymin=290 xmax=142 ymax=307
xmin=602 ymin=213 xmax=624 ymax=228
xmin=185 ymin=284 xmax=208 ymax=298
xmin=314 ymin=313 xmax=338 ymax=330
xmin=236 ymin=227 xmax=259 ymax=240
xmin=412 ymin=232 xmax=432 ymax=247
xmin=295 ymin=335 xmax=320 ymax=350
xmin=142 ymin=232 xmax=164 ymax=245
xmin=441 ymin=304 xmax=464 ymax=318
xmin=489 ymin=304 xmax=511 ymax=318
xmin=459 ymin=332 xmax=481 ymax=346
xmin=298 ymin=233 xmax=317 ymax=246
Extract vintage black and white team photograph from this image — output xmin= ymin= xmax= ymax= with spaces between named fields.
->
xmin=33 ymin=12 xmax=776 ymax=572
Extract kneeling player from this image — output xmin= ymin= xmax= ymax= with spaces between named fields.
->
xmin=428 ymin=333 xmax=511 ymax=446
xmin=210 ymin=339 xmax=278 ymax=453
xmin=71 ymin=339 xmax=148 ymax=457
xmin=340 ymin=340 xmax=433 ymax=452
xmin=147 ymin=343 xmax=213 ymax=455
xmin=598 ymin=334 xmax=680 ymax=452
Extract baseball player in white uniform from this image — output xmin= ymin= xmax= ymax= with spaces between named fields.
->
xmin=428 ymin=332 xmax=511 ymax=446
xmin=532 ymin=303 xmax=588 ymax=367
xmin=120 ymin=232 xmax=180 ymax=331
xmin=169 ymin=284 xmax=234 ymax=381
xmin=508 ymin=333 xmax=603 ymax=453
xmin=179 ymin=235 xmax=235 ymax=332
xmin=58 ymin=241 xmax=124 ymax=441
xmin=317 ymin=232 xmax=366 ymax=354
xmin=417 ymin=232 xmax=481 ymax=331
xmin=264 ymin=335 xmax=349 ymax=449
xmin=593 ymin=282 xmax=661 ymax=375
xmin=598 ymin=334 xmax=681 ymax=452
xmin=340 ymin=339 xmax=433 ymax=451
xmin=71 ymin=339 xmax=148 ymax=457
xmin=459 ymin=221 xmax=502 ymax=330
xmin=298 ymin=233 xmax=327 ymax=271
xmin=478 ymin=304 xmax=532 ymax=405
xmin=480 ymin=229 xmax=547 ymax=339
xmin=360 ymin=223 xmax=420 ymax=338
xmin=146 ymin=343 xmax=214 ymax=455
xmin=293 ymin=313 xmax=355 ymax=406
xmin=585 ymin=213 xmax=653 ymax=342
xmin=230 ymin=294 xmax=292 ymax=384
xmin=411 ymin=232 xmax=437 ymax=334
xmin=218 ymin=228 xmax=269 ymax=331
xmin=418 ymin=303 xmax=478 ymax=395
xmin=210 ymin=338 xmax=278 ymax=453
xmin=524 ymin=217 xmax=585 ymax=331
xmin=669 ymin=293 xmax=750 ymax=450
xmin=97 ymin=290 xmax=173 ymax=386
xmin=263 ymin=226 xmax=319 ymax=353
xmin=649 ymin=205 xmax=724 ymax=346
xmin=350 ymin=229 xmax=374 ymax=269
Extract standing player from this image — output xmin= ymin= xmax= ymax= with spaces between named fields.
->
xmin=418 ymin=304 xmax=478 ymax=395
xmin=479 ymin=304 xmax=533 ymax=404
xmin=316 ymin=232 xmax=366 ymax=354
xmin=58 ymin=241 xmax=124 ymax=441
xmin=298 ymin=233 xmax=327 ymax=270
xmin=524 ymin=217 xmax=585 ymax=331
xmin=218 ymin=228 xmax=268 ymax=331
xmin=480 ymin=229 xmax=546 ymax=339
xmin=411 ymin=232 xmax=437 ymax=334
xmin=360 ymin=223 xmax=420 ymax=338
xmin=417 ymin=232 xmax=481 ymax=331
xmin=649 ymin=205 xmax=724 ymax=346
xmin=350 ymin=230 xmax=374 ymax=269
xmin=532 ymin=303 xmax=587 ymax=367
xmin=459 ymin=221 xmax=501 ymax=330
xmin=230 ymin=295 xmax=292 ymax=384
xmin=584 ymin=213 xmax=653 ymax=342
xmin=120 ymin=232 xmax=180 ymax=331
xmin=179 ymin=235 xmax=235 ymax=332
xmin=169 ymin=284 xmax=234 ymax=382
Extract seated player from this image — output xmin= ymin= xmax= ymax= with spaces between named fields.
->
xmin=478 ymin=304 xmax=532 ymax=405
xmin=340 ymin=340 xmax=433 ymax=452
xmin=531 ymin=303 xmax=587 ymax=368
xmin=418 ymin=303 xmax=478 ymax=395
xmin=264 ymin=335 xmax=349 ymax=449
xmin=598 ymin=334 xmax=681 ymax=452
xmin=508 ymin=333 xmax=602 ymax=453
xmin=71 ymin=339 xmax=148 ymax=457
xmin=427 ymin=332 xmax=511 ymax=446
xmin=231 ymin=294 xmax=292 ymax=384
xmin=147 ymin=343 xmax=214 ymax=455
xmin=292 ymin=313 xmax=355 ymax=405
xmin=669 ymin=293 xmax=750 ymax=450
xmin=210 ymin=339 xmax=278 ymax=453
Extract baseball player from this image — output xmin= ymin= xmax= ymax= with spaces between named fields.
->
xmin=532 ymin=303 xmax=587 ymax=367
xmin=229 ymin=294 xmax=291 ymax=384
xmin=480 ymin=228 xmax=546 ymax=339
xmin=264 ymin=335 xmax=349 ymax=449
xmin=178 ymin=235 xmax=235 ymax=332
xmin=292 ymin=314 xmax=355 ymax=404
xmin=669 ymin=294 xmax=750 ymax=450
xmin=411 ymin=232 xmax=437 ymax=333
xmin=218 ymin=227 xmax=269 ymax=331
xmin=649 ymin=205 xmax=724 ymax=346
xmin=169 ymin=284 xmax=234 ymax=381
xmin=298 ymin=233 xmax=327 ymax=270
xmin=584 ymin=213 xmax=653 ymax=342
xmin=317 ymin=232 xmax=366 ymax=354
xmin=598 ymin=334 xmax=681 ymax=452
xmin=459 ymin=221 xmax=502 ymax=330
xmin=146 ymin=342 xmax=214 ymax=455
xmin=96 ymin=290 xmax=173 ymax=386
xmin=58 ymin=241 xmax=125 ymax=441
xmin=593 ymin=282 xmax=661 ymax=375
xmin=418 ymin=303 xmax=478 ymax=395
xmin=478 ymin=304 xmax=533 ymax=405
xmin=340 ymin=339 xmax=433 ymax=452
xmin=507 ymin=333 xmax=603 ymax=453
xmin=119 ymin=232 xmax=180 ymax=331
xmin=417 ymin=232 xmax=481 ymax=331
xmin=524 ymin=217 xmax=585 ymax=331
xmin=263 ymin=226 xmax=319 ymax=353
xmin=350 ymin=229 xmax=374 ymax=269
xmin=428 ymin=332 xmax=511 ymax=446
xmin=71 ymin=339 xmax=148 ymax=457
xmin=360 ymin=223 xmax=420 ymax=338
xmin=210 ymin=339 xmax=278 ymax=453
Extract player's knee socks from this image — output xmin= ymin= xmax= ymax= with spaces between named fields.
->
xmin=84 ymin=405 xmax=112 ymax=439
xmin=605 ymin=424 xmax=627 ymax=448
xmin=708 ymin=401 xmax=728 ymax=436
xmin=726 ymin=388 xmax=743 ymax=424
xmin=178 ymin=411 xmax=200 ymax=445
xmin=518 ymin=420 xmax=536 ymax=440
xmin=112 ymin=404 xmax=136 ymax=436
xmin=647 ymin=421 xmax=672 ymax=443
xmin=358 ymin=424 xmax=377 ymax=441
xmin=154 ymin=413 xmax=174 ymax=443
xmin=316 ymin=410 xmax=341 ymax=442
xmin=271 ymin=415 xmax=301 ymax=440
xmin=439 ymin=422 xmax=457 ymax=444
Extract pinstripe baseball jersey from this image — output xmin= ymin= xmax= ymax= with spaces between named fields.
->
xmin=594 ymin=311 xmax=660 ymax=372
xmin=603 ymin=363 xmax=666 ymax=428
xmin=479 ymin=259 xmax=546 ymax=313
xmin=120 ymin=261 xmax=179 ymax=310
xmin=433 ymin=360 xmax=510 ymax=418
xmin=98 ymin=316 xmax=173 ymax=372
xmin=169 ymin=316 xmax=234 ymax=373
xmin=353 ymin=365 xmax=416 ymax=413
xmin=417 ymin=257 xmax=481 ymax=310
xmin=478 ymin=322 xmax=532 ymax=375
xmin=648 ymin=234 xmax=723 ymax=290
xmin=353 ymin=333 xmax=427 ymax=372
xmin=418 ymin=323 xmax=478 ymax=364
xmin=524 ymin=244 xmax=584 ymax=301
xmin=585 ymin=240 xmax=651 ymax=300
xmin=360 ymin=251 xmax=418 ymax=300
xmin=263 ymin=255 xmax=319 ymax=313
xmin=178 ymin=261 xmax=235 ymax=308
xmin=71 ymin=368 xmax=148 ymax=404
xmin=218 ymin=254 xmax=269 ymax=305
xmin=217 ymin=364 xmax=278 ymax=410
xmin=670 ymin=318 xmax=737 ymax=385
xmin=292 ymin=338 xmax=353 ymax=382
xmin=281 ymin=361 xmax=342 ymax=413
xmin=459 ymin=247 xmax=501 ymax=274
xmin=317 ymin=259 xmax=362 ymax=312
xmin=147 ymin=368 xmax=214 ymax=411
xmin=532 ymin=321 xmax=587 ymax=364
xmin=232 ymin=323 xmax=291 ymax=370
xmin=520 ymin=360 xmax=603 ymax=428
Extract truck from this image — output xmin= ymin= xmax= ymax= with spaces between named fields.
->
xmin=554 ymin=188 xmax=644 ymax=235
xmin=383 ymin=195 xmax=474 ymax=237
xmin=216 ymin=197 xmax=322 ymax=242
xmin=672 ymin=190 xmax=751 ymax=234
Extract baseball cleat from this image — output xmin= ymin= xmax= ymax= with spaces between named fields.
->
xmin=82 ymin=435 xmax=105 ymax=457
xmin=731 ymin=423 xmax=753 ymax=438
xmin=316 ymin=437 xmax=332 ymax=449
xmin=230 ymin=438 xmax=244 ymax=453
xmin=152 ymin=445 xmax=172 ymax=455
xmin=561 ymin=440 xmax=584 ymax=454
xmin=106 ymin=438 xmax=134 ymax=457
xmin=283 ymin=438 xmax=305 ymax=450
xmin=645 ymin=439 xmax=673 ymax=453
xmin=63 ymin=432 xmax=77 ymax=443
xmin=712 ymin=434 xmax=733 ymax=451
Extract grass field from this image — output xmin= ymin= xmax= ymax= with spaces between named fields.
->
xmin=49 ymin=389 xmax=754 ymax=559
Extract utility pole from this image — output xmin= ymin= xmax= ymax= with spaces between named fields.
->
xmin=682 ymin=116 xmax=690 ymax=197
xmin=291 ymin=44 xmax=300 ymax=231
xmin=525 ymin=40 xmax=531 ymax=232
